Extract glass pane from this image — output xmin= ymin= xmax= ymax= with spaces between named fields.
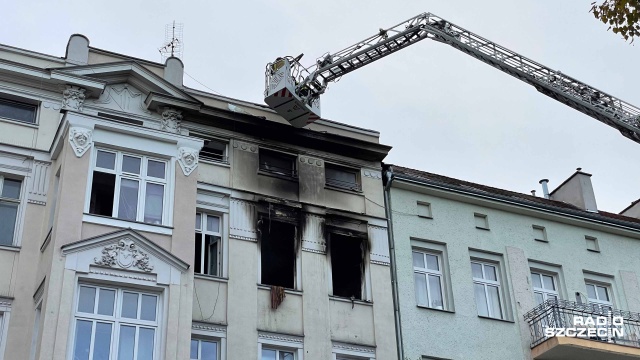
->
xmin=97 ymin=288 xmax=115 ymax=316
xmin=487 ymin=285 xmax=503 ymax=319
xmin=206 ymin=215 xmax=220 ymax=233
xmin=262 ymin=349 xmax=276 ymax=360
xmin=144 ymin=183 xmax=164 ymax=224
xmin=89 ymin=172 xmax=115 ymax=217
xmin=206 ymin=236 xmax=219 ymax=276
xmin=0 ymin=202 xmax=18 ymax=246
xmin=597 ymin=286 xmax=609 ymax=301
xmin=0 ymin=99 xmax=36 ymax=123
xmin=190 ymin=340 xmax=199 ymax=359
xmin=96 ymin=151 xmax=116 ymax=170
xmin=414 ymin=273 xmax=428 ymax=306
xmin=542 ymin=275 xmax=555 ymax=291
xmin=121 ymin=292 xmax=139 ymax=319
xmin=534 ymin=292 xmax=544 ymax=305
xmin=1 ymin=179 xmax=21 ymax=199
xmin=147 ymin=160 xmax=166 ymax=179
xmin=196 ymin=213 xmax=202 ymax=230
xmin=474 ymin=283 xmax=489 ymax=317
xmin=118 ymin=179 xmax=139 ymax=221
xmin=93 ymin=322 xmax=112 ymax=360
xmin=72 ymin=320 xmax=93 ymax=360
xmin=117 ymin=325 xmax=136 ymax=360
xmin=412 ymin=252 xmax=425 ymax=268
xmin=201 ymin=340 xmax=218 ymax=360
xmin=471 ymin=263 xmax=483 ymax=279
xmin=531 ymin=273 xmax=542 ymax=289
xmin=122 ymin=156 xmax=141 ymax=174
xmin=140 ymin=295 xmax=157 ymax=321
xmin=428 ymin=275 xmax=444 ymax=309
xmin=280 ymin=352 xmax=294 ymax=360
xmin=77 ymin=286 xmax=96 ymax=313
xmin=137 ymin=327 xmax=155 ymax=360
xmin=484 ymin=265 xmax=497 ymax=281
xmin=194 ymin=234 xmax=202 ymax=274
xmin=586 ymin=284 xmax=597 ymax=299
xmin=425 ymin=254 xmax=439 ymax=271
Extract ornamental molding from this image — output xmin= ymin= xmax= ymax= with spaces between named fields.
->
xmin=161 ymin=107 xmax=183 ymax=134
xmin=94 ymin=239 xmax=154 ymax=272
xmin=93 ymin=84 xmax=151 ymax=116
xmin=232 ymin=140 xmax=257 ymax=153
xmin=192 ymin=322 xmax=227 ymax=334
xmin=69 ymin=127 xmax=92 ymax=157
xmin=298 ymin=156 xmax=323 ymax=167
xmin=177 ymin=147 xmax=198 ymax=176
xmin=370 ymin=259 xmax=390 ymax=266
xmin=89 ymin=268 xmax=156 ymax=282
xmin=229 ymin=234 xmax=258 ymax=242
xmin=333 ymin=343 xmax=376 ymax=354
xmin=258 ymin=332 xmax=303 ymax=344
xmin=62 ymin=85 xmax=86 ymax=111
xmin=362 ymin=169 xmax=382 ymax=179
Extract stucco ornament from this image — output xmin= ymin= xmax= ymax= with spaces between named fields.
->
xmin=177 ymin=147 xmax=198 ymax=176
xmin=94 ymin=239 xmax=154 ymax=272
xmin=62 ymin=85 xmax=86 ymax=111
xmin=68 ymin=127 xmax=92 ymax=157
xmin=161 ymin=107 xmax=183 ymax=133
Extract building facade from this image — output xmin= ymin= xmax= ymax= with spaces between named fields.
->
xmin=385 ymin=165 xmax=640 ymax=360
xmin=0 ymin=35 xmax=397 ymax=360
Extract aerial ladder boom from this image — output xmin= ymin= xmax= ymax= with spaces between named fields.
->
xmin=264 ymin=12 xmax=640 ymax=143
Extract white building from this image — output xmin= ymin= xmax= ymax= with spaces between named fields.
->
xmin=385 ymin=165 xmax=640 ymax=360
xmin=0 ymin=34 xmax=397 ymax=360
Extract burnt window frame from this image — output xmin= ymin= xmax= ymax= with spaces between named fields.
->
xmin=257 ymin=208 xmax=301 ymax=290
xmin=0 ymin=96 xmax=38 ymax=125
xmin=326 ymin=227 xmax=371 ymax=301
xmin=194 ymin=212 xmax=223 ymax=277
xmin=199 ymin=139 xmax=228 ymax=164
xmin=258 ymin=149 xmax=297 ymax=178
xmin=324 ymin=163 xmax=361 ymax=192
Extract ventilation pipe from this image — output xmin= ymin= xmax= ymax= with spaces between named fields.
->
xmin=539 ymin=179 xmax=550 ymax=199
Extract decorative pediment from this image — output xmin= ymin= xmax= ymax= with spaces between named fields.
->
xmin=61 ymin=229 xmax=189 ymax=285
xmin=93 ymin=84 xmax=152 ymax=116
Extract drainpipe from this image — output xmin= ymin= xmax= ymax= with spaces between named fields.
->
xmin=383 ymin=165 xmax=404 ymax=360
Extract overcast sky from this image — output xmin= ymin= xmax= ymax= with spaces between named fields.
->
xmin=4 ymin=0 xmax=639 ymax=212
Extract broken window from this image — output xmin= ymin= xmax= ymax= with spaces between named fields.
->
xmin=259 ymin=149 xmax=296 ymax=177
xmin=330 ymin=232 xmax=365 ymax=300
xmin=195 ymin=213 xmax=222 ymax=276
xmin=259 ymin=218 xmax=297 ymax=289
xmin=200 ymin=139 xmax=227 ymax=163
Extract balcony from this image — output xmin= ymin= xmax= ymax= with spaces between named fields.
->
xmin=524 ymin=299 xmax=640 ymax=359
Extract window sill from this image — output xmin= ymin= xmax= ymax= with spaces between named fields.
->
xmin=200 ymin=159 xmax=230 ymax=168
xmin=194 ymin=274 xmax=229 ymax=283
xmin=329 ymin=295 xmax=373 ymax=306
xmin=587 ymin=249 xmax=601 ymax=253
xmin=475 ymin=226 xmax=490 ymax=231
xmin=324 ymin=185 xmax=363 ymax=195
xmin=416 ymin=305 xmax=454 ymax=313
xmin=477 ymin=315 xmax=515 ymax=323
xmin=257 ymin=170 xmax=298 ymax=182
xmin=83 ymin=214 xmax=173 ymax=235
xmin=534 ymin=239 xmax=549 ymax=243
xmin=0 ymin=117 xmax=38 ymax=128
xmin=0 ymin=245 xmax=20 ymax=252
xmin=417 ymin=215 xmax=433 ymax=219
xmin=257 ymin=284 xmax=302 ymax=296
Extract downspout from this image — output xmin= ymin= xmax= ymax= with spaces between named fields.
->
xmin=383 ymin=165 xmax=404 ymax=360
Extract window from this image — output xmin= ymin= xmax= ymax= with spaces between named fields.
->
xmin=190 ymin=338 xmax=219 ymax=360
xmin=533 ymin=225 xmax=547 ymax=242
xmin=0 ymin=97 xmax=37 ymax=124
xmin=325 ymin=164 xmax=360 ymax=191
xmin=48 ymin=169 xmax=60 ymax=229
xmin=417 ymin=201 xmax=432 ymax=218
xmin=260 ymin=219 xmax=297 ymax=289
xmin=330 ymin=233 xmax=365 ymax=300
xmin=586 ymin=236 xmax=600 ymax=252
xmin=471 ymin=261 xmax=503 ymax=319
xmin=474 ymin=213 xmax=489 ymax=230
xmin=531 ymin=272 xmax=559 ymax=305
xmin=89 ymin=149 xmax=168 ymax=225
xmin=29 ymin=302 xmax=42 ymax=360
xmin=413 ymin=251 xmax=444 ymax=309
xmin=259 ymin=150 xmax=296 ymax=177
xmin=195 ymin=213 xmax=222 ymax=277
xmin=262 ymin=348 xmax=295 ymax=360
xmin=586 ymin=283 xmax=612 ymax=306
xmin=200 ymin=140 xmax=227 ymax=163
xmin=0 ymin=176 xmax=22 ymax=246
xmin=71 ymin=285 xmax=160 ymax=360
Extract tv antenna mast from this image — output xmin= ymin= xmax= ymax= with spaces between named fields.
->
xmin=159 ymin=21 xmax=184 ymax=61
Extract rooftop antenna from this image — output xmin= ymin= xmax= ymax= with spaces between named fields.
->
xmin=159 ymin=21 xmax=184 ymax=61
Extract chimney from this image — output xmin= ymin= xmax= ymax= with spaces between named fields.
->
xmin=530 ymin=190 xmax=536 ymax=197
xmin=65 ymin=34 xmax=89 ymax=66
xmin=539 ymin=179 xmax=550 ymax=199
xmin=549 ymin=168 xmax=598 ymax=212
xmin=164 ymin=57 xmax=184 ymax=87
xmin=620 ymin=199 xmax=640 ymax=219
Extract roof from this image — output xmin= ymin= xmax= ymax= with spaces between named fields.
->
xmin=389 ymin=164 xmax=640 ymax=231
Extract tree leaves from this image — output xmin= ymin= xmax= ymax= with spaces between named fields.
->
xmin=591 ymin=0 xmax=640 ymax=42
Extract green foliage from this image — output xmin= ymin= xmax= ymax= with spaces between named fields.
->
xmin=591 ymin=0 xmax=640 ymax=42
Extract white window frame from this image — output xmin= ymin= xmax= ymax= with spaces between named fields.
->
xmin=191 ymin=322 xmax=226 ymax=360
xmin=85 ymin=148 xmax=171 ymax=226
xmin=471 ymin=261 xmax=504 ymax=319
xmin=257 ymin=332 xmax=303 ymax=360
xmin=585 ymin=282 xmax=613 ymax=306
xmin=0 ymin=96 xmax=38 ymax=125
xmin=195 ymin=212 xmax=223 ymax=277
xmin=412 ymin=250 xmax=446 ymax=310
xmin=68 ymin=283 xmax=162 ymax=360
xmin=332 ymin=342 xmax=375 ymax=360
xmin=0 ymin=175 xmax=24 ymax=247
xmin=531 ymin=271 xmax=559 ymax=305
xmin=29 ymin=295 xmax=43 ymax=360
xmin=190 ymin=337 xmax=221 ymax=360
xmin=0 ymin=298 xmax=12 ymax=360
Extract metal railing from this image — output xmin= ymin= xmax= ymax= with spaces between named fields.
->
xmin=524 ymin=299 xmax=640 ymax=349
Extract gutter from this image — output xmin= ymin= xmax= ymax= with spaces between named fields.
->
xmin=383 ymin=165 xmax=404 ymax=360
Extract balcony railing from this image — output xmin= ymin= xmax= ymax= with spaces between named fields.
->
xmin=524 ymin=299 xmax=640 ymax=349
